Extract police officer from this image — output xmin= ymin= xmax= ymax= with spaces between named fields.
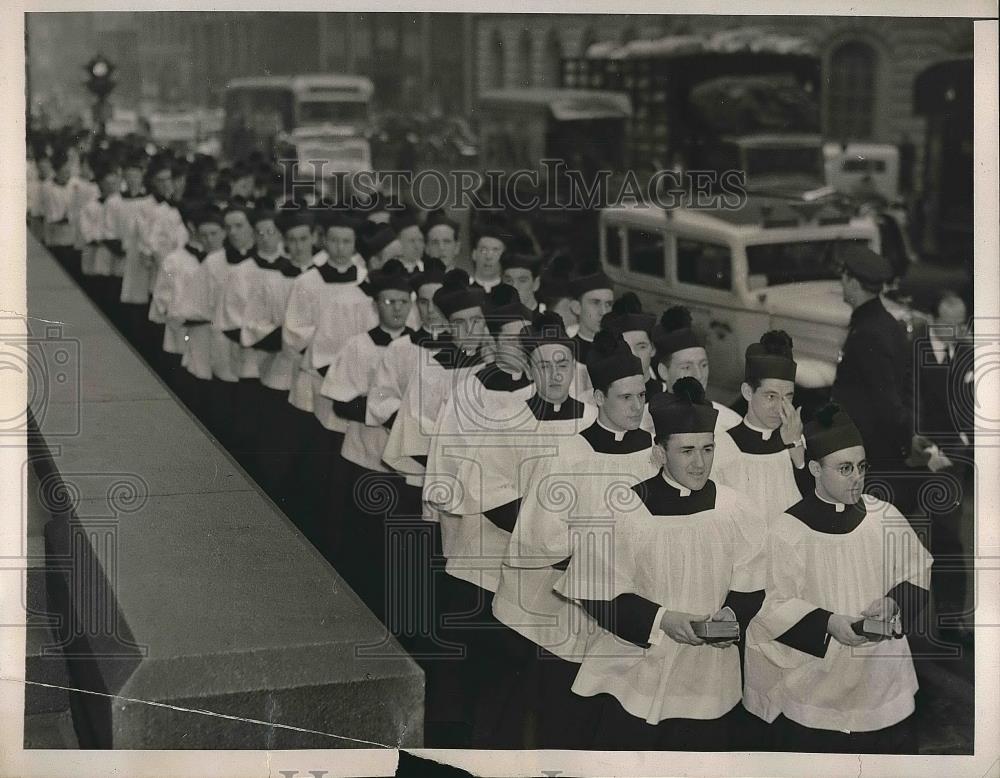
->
xmin=832 ymin=245 xmax=913 ymax=506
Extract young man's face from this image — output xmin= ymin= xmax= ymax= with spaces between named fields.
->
xmin=376 ymin=288 xmax=413 ymax=331
xmin=493 ymin=319 xmax=530 ymax=373
xmin=426 ymin=224 xmax=458 ymax=266
xmin=255 ymin=219 xmax=282 ymax=255
xmin=99 ymin=171 xmax=121 ymax=198
xmin=595 ymin=374 xmax=646 ymax=431
xmin=622 ymin=330 xmax=653 ymax=377
xmin=472 ymin=236 xmax=505 ymax=277
xmin=54 ymin=161 xmax=72 ymax=185
xmin=225 ymin=211 xmax=255 ymax=250
xmin=150 ymin=169 xmax=174 ymax=200
xmin=197 ymin=222 xmax=226 ymax=253
xmin=810 ymin=444 xmax=868 ymax=505
xmin=231 ymin=174 xmax=254 ymax=199
xmin=742 ymin=378 xmax=795 ymax=430
xmin=325 ymin=226 xmax=356 ymax=263
xmin=662 ymin=431 xmax=716 ymax=491
xmin=659 ymin=346 xmax=710 ymax=390
xmin=529 ymin=343 xmax=575 ymax=405
xmin=284 ymin=225 xmax=314 ymax=264
xmin=572 ymin=289 xmax=614 ymax=335
xmin=398 ymin=225 xmax=425 ymax=265
xmin=502 ymin=267 xmax=539 ymax=307
xmin=416 ymin=282 xmax=446 ymax=330
xmin=124 ymin=166 xmax=144 ymax=192
xmin=449 ymin=306 xmax=486 ymax=351
xmin=936 ymin=294 xmax=968 ymax=335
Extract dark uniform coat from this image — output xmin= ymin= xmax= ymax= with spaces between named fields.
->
xmin=832 ymin=297 xmax=912 ymax=466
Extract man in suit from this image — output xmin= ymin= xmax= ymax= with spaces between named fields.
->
xmin=832 ymin=244 xmax=913 ymax=512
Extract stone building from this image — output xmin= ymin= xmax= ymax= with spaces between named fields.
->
xmin=474 ymin=14 xmax=974 ymax=181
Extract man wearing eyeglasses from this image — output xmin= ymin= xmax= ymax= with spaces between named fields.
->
xmin=744 ymin=404 xmax=932 ymax=754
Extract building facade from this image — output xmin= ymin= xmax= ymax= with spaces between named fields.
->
xmin=473 ymin=14 xmax=974 ymax=192
xmin=26 ymin=11 xmax=475 ymax=120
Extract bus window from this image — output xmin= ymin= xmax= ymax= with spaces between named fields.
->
xmin=605 ymin=226 xmax=622 ymax=267
xmin=298 ymin=101 xmax=369 ymax=125
xmin=627 ymin=229 xmax=665 ymax=277
xmin=677 ymin=238 xmax=732 ymax=289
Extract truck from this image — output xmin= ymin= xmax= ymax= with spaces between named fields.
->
xmin=562 ymin=31 xmax=823 ymax=182
xmin=472 ymin=88 xmax=633 ymax=260
xmin=222 ymin=74 xmax=374 ymax=170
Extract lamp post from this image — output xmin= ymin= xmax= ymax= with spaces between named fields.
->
xmin=84 ymin=54 xmax=117 ymax=137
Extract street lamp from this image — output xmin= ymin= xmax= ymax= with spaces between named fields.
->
xmin=84 ymin=54 xmax=117 ymax=134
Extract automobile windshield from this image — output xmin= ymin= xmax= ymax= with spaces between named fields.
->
xmin=746 ymin=238 xmax=870 ymax=286
xmin=298 ymin=101 xmax=369 ymax=125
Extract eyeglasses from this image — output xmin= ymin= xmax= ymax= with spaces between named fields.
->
xmin=824 ymin=461 xmax=870 ymax=477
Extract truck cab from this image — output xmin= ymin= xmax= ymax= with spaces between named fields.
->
xmin=600 ymin=196 xmax=881 ymax=402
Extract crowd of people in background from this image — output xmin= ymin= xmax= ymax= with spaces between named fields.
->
xmin=26 ymin=128 xmax=976 ymax=752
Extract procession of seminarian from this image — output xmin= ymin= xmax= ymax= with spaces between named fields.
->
xmin=24 ymin=81 xmax=977 ymax=754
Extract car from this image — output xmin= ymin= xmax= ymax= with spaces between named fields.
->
xmin=277 ymin=124 xmax=372 ymax=178
xmin=600 ymin=194 xmax=885 ymax=403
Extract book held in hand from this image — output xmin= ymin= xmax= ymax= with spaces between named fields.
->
xmin=851 ymin=616 xmax=903 ymax=641
xmin=691 ymin=619 xmax=740 ymax=642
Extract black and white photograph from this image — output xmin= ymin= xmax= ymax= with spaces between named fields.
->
xmin=1 ymin=4 xmax=997 ymax=777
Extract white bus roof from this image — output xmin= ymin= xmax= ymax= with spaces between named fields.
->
xmin=601 ymin=199 xmax=876 ymax=241
xmin=225 ymin=74 xmax=374 ymax=99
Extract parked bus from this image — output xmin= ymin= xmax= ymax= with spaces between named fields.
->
xmin=222 ymin=74 xmax=374 ymax=162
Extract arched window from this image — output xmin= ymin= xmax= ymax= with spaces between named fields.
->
xmin=827 ymin=41 xmax=877 ymax=140
xmin=542 ymin=29 xmax=563 ymax=87
xmin=517 ymin=30 xmax=533 ymax=87
xmin=490 ymin=30 xmax=506 ymax=89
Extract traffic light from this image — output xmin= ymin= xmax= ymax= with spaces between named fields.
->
xmin=84 ymin=54 xmax=117 ymax=99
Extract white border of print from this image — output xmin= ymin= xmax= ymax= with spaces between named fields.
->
xmin=1 ymin=3 xmax=997 ymax=777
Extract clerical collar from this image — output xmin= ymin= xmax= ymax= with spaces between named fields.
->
xmin=257 ymin=249 xmax=282 ymax=263
xmin=369 ymin=325 xmax=411 ymax=347
xmin=185 ymin=243 xmax=207 ymax=262
xmin=224 ymin=241 xmax=254 ymax=265
xmin=742 ymin=415 xmax=777 ymax=440
xmin=596 ymin=417 xmax=627 ymax=442
xmin=411 ymin=328 xmax=450 ymax=349
xmin=787 ymin=491 xmax=867 ymax=534
xmin=580 ymin=420 xmax=651 ymax=455
xmin=632 ymin=471 xmax=717 ymax=515
xmin=815 ymin=489 xmax=846 ymax=513
xmin=526 ymin=394 xmax=586 ymax=421
xmin=316 ymin=262 xmax=359 ymax=283
xmin=432 ymin=341 xmax=485 ymax=370
xmin=575 ymin=331 xmax=595 ymax=343
xmin=661 ymin=471 xmax=692 ymax=497
xmin=475 ymin=362 xmax=533 ymax=392
xmin=471 ymin=276 xmax=501 ymax=292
